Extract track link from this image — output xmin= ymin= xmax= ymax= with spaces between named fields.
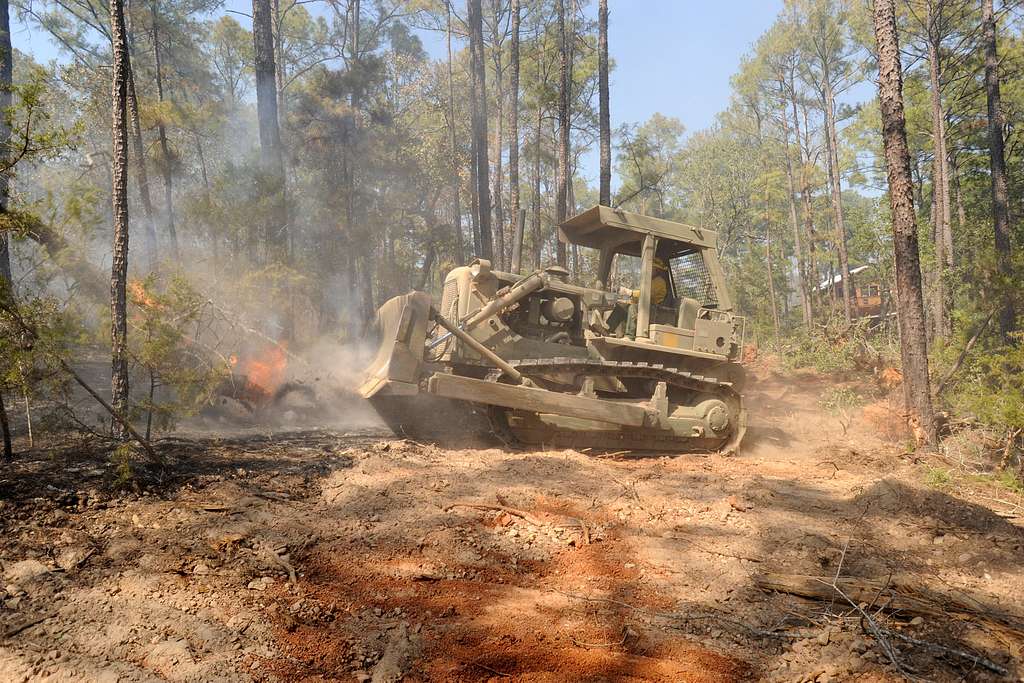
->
xmin=485 ymin=358 xmax=745 ymax=453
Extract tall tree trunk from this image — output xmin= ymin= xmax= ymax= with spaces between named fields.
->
xmin=598 ymin=0 xmax=610 ymax=206
xmin=0 ymin=0 xmax=11 ymax=460
xmin=0 ymin=0 xmax=10 ymax=286
xmin=531 ymin=97 xmax=542 ymax=270
xmin=468 ymin=0 xmax=493 ymax=261
xmin=110 ymin=0 xmax=133 ymax=440
xmin=554 ymin=0 xmax=569 ymax=267
xmin=950 ymin=153 xmax=966 ymax=233
xmin=982 ymin=0 xmax=1014 ymax=341
xmin=926 ymin=36 xmax=951 ymax=340
xmin=252 ymin=0 xmax=286 ymax=260
xmin=446 ymin=2 xmax=464 ymax=264
xmin=763 ymin=157 xmax=780 ymax=337
xmin=508 ymin=0 xmax=520 ymax=269
xmin=490 ymin=0 xmax=505 ymax=269
xmin=272 ymin=0 xmax=284 ymax=120
xmin=151 ymin=3 xmax=179 ymax=259
xmin=823 ymin=77 xmax=853 ymax=323
xmin=873 ymin=0 xmax=936 ymax=445
xmin=0 ymin=389 xmax=10 ymax=462
xmin=780 ymin=98 xmax=813 ymax=329
xmin=795 ymin=100 xmax=819 ymax=309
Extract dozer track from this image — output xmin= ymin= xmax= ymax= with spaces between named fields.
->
xmin=485 ymin=358 xmax=745 ymax=453
xmin=372 ymin=358 xmax=746 ymax=453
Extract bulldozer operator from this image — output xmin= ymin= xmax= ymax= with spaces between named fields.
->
xmin=607 ymin=256 xmax=675 ymax=337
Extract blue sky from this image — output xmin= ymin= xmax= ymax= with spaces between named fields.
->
xmin=11 ymin=1 xmax=786 ymax=185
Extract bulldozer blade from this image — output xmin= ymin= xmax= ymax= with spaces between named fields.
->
xmin=358 ymin=291 xmax=432 ymax=399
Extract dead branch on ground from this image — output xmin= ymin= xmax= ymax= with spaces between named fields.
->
xmin=756 ymin=572 xmax=1016 ymax=676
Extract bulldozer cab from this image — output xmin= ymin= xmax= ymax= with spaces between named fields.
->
xmin=559 ymin=206 xmax=739 ymax=353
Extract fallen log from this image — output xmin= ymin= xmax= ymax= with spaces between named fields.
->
xmin=754 ymin=573 xmax=1024 ymax=639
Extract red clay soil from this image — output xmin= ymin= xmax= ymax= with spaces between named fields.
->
xmin=268 ymin=517 xmax=749 ymax=682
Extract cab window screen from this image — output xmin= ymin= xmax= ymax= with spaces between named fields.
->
xmin=611 ymin=253 xmax=641 ymax=292
xmin=670 ymin=251 xmax=718 ymax=307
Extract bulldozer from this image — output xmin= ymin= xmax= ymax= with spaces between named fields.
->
xmin=358 ymin=205 xmax=747 ymax=452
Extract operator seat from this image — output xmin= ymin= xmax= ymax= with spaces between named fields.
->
xmin=677 ymin=297 xmax=700 ymax=330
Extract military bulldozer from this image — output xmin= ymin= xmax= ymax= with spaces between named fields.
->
xmin=358 ymin=205 xmax=747 ymax=452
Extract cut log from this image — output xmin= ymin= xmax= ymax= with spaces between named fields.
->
xmin=754 ymin=573 xmax=1024 ymax=638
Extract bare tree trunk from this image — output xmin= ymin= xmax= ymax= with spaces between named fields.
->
xmin=780 ymin=100 xmax=813 ymax=329
xmin=795 ymin=100 xmax=819 ymax=310
xmin=764 ymin=170 xmax=780 ymax=337
xmin=151 ymin=3 xmax=179 ymax=259
xmin=983 ymin=0 xmax=1014 ymax=341
xmin=873 ymin=0 xmax=936 ymax=445
xmin=0 ymin=389 xmax=10 ymax=461
xmin=272 ymin=0 xmax=284 ymax=120
xmin=0 ymin=0 xmax=9 ymax=460
xmin=0 ymin=0 xmax=10 ymax=285
xmin=568 ymin=165 xmax=579 ymax=279
xmin=554 ymin=0 xmax=569 ymax=267
xmin=598 ymin=0 xmax=610 ymax=206
xmin=490 ymin=0 xmax=505 ymax=269
xmin=445 ymin=2 xmax=464 ymax=264
xmin=468 ymin=0 xmax=493 ymax=261
xmin=508 ymin=0 xmax=520 ymax=270
xmin=532 ymin=98 xmax=542 ymax=270
xmin=927 ymin=36 xmax=951 ymax=340
xmin=252 ymin=0 xmax=286 ymax=260
xmin=110 ymin=0 xmax=133 ymax=440
xmin=823 ymin=78 xmax=853 ymax=323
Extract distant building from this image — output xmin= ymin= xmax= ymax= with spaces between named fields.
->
xmin=819 ymin=265 xmax=885 ymax=319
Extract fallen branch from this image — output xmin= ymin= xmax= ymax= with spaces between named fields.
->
xmin=823 ymin=578 xmax=910 ymax=677
xmin=753 ymin=573 xmax=1024 ymax=634
xmin=3 ymin=612 xmax=56 ymax=639
xmin=756 ymin=572 xmax=1024 ymax=672
xmin=470 ymin=660 xmax=511 ymax=678
xmin=934 ymin=310 xmax=995 ymax=398
xmin=444 ymin=502 xmax=582 ymax=530
xmin=0 ymin=212 xmax=108 ymax=302
xmin=882 ymin=627 xmax=1008 ymax=676
xmin=570 ymin=626 xmax=632 ymax=649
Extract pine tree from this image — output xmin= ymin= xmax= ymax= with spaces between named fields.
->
xmin=873 ymin=0 xmax=936 ymax=444
xmin=109 ymin=0 xmax=133 ymax=440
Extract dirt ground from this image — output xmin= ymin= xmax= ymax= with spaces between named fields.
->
xmin=0 ymin=359 xmax=1022 ymax=682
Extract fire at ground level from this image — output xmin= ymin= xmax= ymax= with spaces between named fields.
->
xmin=0 ymin=360 xmax=1020 ymax=682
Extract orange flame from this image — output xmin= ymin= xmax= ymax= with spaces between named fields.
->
xmin=242 ymin=344 xmax=288 ymax=396
xmin=128 ymin=280 xmax=159 ymax=309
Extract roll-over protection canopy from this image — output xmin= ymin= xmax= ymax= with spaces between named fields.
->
xmin=558 ymin=205 xmax=718 ymax=255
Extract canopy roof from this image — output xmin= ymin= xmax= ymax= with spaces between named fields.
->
xmin=558 ymin=205 xmax=718 ymax=254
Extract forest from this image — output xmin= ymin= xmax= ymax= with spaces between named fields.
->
xmin=0 ymin=0 xmax=1021 ymax=456
xmin=0 ymin=0 xmax=1022 ymax=680
xmin=0 ymin=0 xmax=1015 ymax=458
